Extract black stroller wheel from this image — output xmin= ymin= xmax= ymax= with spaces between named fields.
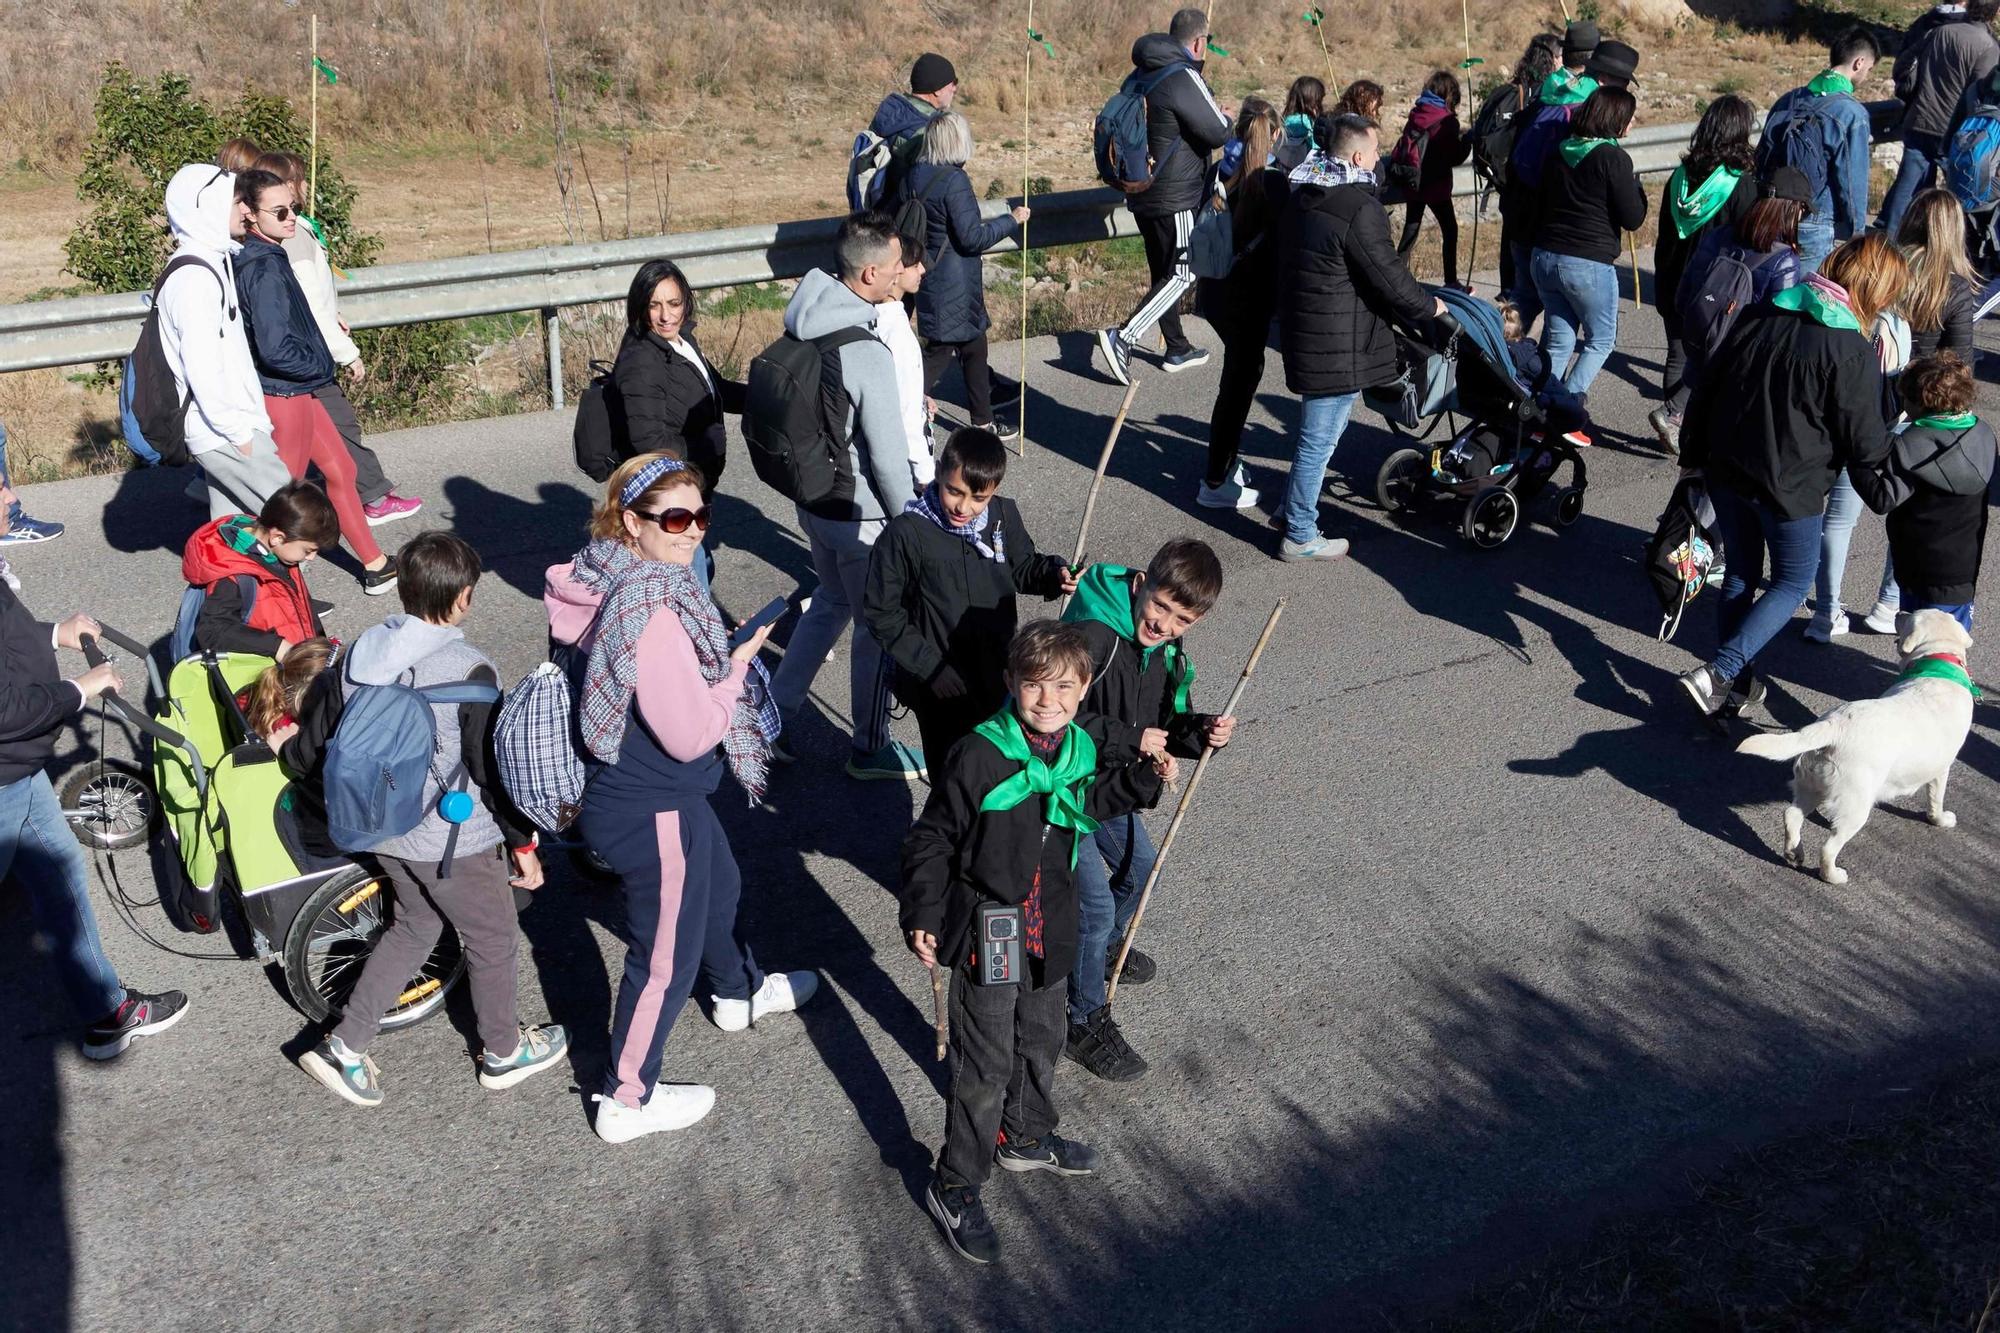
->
xmin=1551 ymin=484 xmax=1585 ymax=529
xmin=1463 ymin=486 xmax=1520 ymax=549
xmin=283 ymin=867 xmax=464 ymax=1031
xmin=1376 ymin=448 xmax=1428 ymax=513
xmin=60 ymin=760 xmax=157 ymax=851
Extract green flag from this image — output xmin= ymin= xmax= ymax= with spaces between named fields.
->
xmin=1026 ymin=27 xmax=1054 ymax=57
xmin=1206 ymin=37 xmax=1231 ymax=58
xmin=312 ymin=55 xmax=339 ymax=86
xmin=1459 ymin=56 xmax=1485 ymax=68
xmin=1302 ymin=7 xmax=1324 ymax=25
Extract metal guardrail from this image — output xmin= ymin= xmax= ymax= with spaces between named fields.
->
xmin=0 ymin=100 xmax=1904 ymax=405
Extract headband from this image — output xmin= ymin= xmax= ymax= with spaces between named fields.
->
xmin=618 ymin=456 xmax=689 ymax=508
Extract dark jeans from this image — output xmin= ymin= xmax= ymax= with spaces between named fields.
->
xmin=921 ymin=333 xmax=994 ymax=429
xmin=311 ymin=381 xmax=392 ymax=506
xmin=1398 ymin=200 xmax=1461 ymax=287
xmin=1203 ymin=290 xmax=1274 ymax=488
xmin=1877 ymin=130 xmax=1947 ymax=238
xmin=1120 ymin=210 xmax=1195 ymax=357
xmin=938 ymin=961 xmax=1067 ymax=1191
xmin=1707 ymin=484 xmax=1825 ymax=682
xmin=1660 ymin=311 xmax=1689 ymax=419
xmin=1507 ymin=239 xmax=1542 ymax=333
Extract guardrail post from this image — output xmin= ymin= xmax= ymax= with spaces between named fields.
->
xmin=543 ymin=307 xmax=565 ymax=411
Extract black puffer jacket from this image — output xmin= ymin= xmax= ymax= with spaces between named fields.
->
xmin=607 ymin=328 xmax=745 ymax=489
xmin=899 ymin=162 xmax=1022 ymax=344
xmin=0 ymin=584 xmax=83 ymax=787
xmin=1870 ymin=415 xmax=1996 ymax=605
xmin=1128 ymin=34 xmax=1231 ymax=219
xmin=1911 ymin=272 xmax=1979 ymax=362
xmin=1276 ymin=174 xmax=1435 ymax=396
xmin=235 ymin=232 xmax=336 ymax=396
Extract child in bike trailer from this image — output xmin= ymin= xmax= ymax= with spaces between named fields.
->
xmin=180 ymin=481 xmax=334 ymax=660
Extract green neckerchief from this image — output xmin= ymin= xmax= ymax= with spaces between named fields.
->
xmin=1539 ymin=68 xmax=1597 ymax=107
xmin=1915 ymin=411 xmax=1979 ymax=430
xmin=1806 ymin=69 xmax=1854 ymax=97
xmin=973 ymin=709 xmax=1100 ymax=868
xmin=300 ymin=214 xmax=328 ymax=248
xmin=220 ymin=515 xmax=282 ymax=573
xmin=1899 ymin=655 xmax=1982 ymax=698
xmin=1060 ymin=563 xmax=1196 ymax=714
xmin=1770 ymin=283 xmax=1861 ymax=332
xmin=1559 ymin=137 xmax=1614 ymax=168
xmin=1667 ymin=164 xmax=1744 ymax=239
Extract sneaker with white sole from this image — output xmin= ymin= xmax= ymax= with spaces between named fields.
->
xmin=1646 ymin=407 xmax=1681 ymax=456
xmin=477 ymin=1023 xmax=569 ymax=1090
xmin=0 ymin=514 xmax=64 ymax=543
xmin=360 ymin=555 xmax=399 ymax=597
xmin=298 ymin=1033 xmax=382 ymax=1106
xmin=926 ymin=1179 xmax=1000 ymax=1265
xmin=1280 ymin=534 xmax=1350 ymax=562
xmin=362 ymin=492 xmax=424 ymax=526
xmin=996 ymin=1133 xmax=1101 ymax=1176
xmin=1561 ymin=429 xmax=1594 ymax=448
xmin=1803 ymin=610 xmax=1848 ymax=643
xmin=1161 ymin=346 xmax=1211 ymax=373
xmin=1724 ymin=673 xmax=1768 ymax=718
xmin=847 ymin=740 xmax=926 ymax=781
xmin=1862 ymin=599 xmax=1900 ymax=634
xmin=1095 ymin=328 xmax=1132 ymax=387
xmin=593 ymin=1083 xmax=716 ymax=1143
xmin=1678 ymin=664 xmax=1727 ymax=716
xmin=711 ymin=970 xmax=820 ymax=1032
xmin=82 ymin=988 xmax=189 ymax=1061
xmin=1196 ymin=477 xmax=1261 ymax=510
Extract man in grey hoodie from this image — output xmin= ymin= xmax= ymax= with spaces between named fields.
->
xmin=769 ymin=213 xmax=928 ymax=781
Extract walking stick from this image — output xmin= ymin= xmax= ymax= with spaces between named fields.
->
xmin=308 ymin=12 xmax=319 ymax=217
xmin=1059 ymin=377 xmax=1140 ymax=614
xmin=1017 ymin=2 xmax=1039 ymax=458
xmin=929 ymin=963 xmax=948 ymax=1061
xmin=1108 ymin=598 xmax=1286 ymax=1006
xmin=1628 ymin=229 xmax=1642 ymax=313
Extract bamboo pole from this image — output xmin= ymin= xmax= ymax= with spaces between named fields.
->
xmin=1018 ymin=0 xmax=1036 ymax=457
xmin=1108 ymin=598 xmax=1286 ymax=1006
xmin=308 ymin=13 xmax=319 ymax=217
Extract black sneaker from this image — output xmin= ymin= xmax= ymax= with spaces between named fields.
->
xmin=997 ymin=1133 xmax=1101 ymax=1176
xmin=1677 ymin=664 xmax=1727 ymax=717
xmin=1095 ymin=328 xmax=1132 ymax=387
xmin=977 ymin=419 xmax=1021 ymax=443
xmin=310 ymin=598 xmax=335 ymax=617
xmin=82 ymin=989 xmax=190 ymax=1061
xmin=1064 ymin=1006 xmax=1149 ymax=1082
xmin=926 ymin=1179 xmax=1000 ymax=1265
xmin=1724 ymin=673 xmax=1768 ymax=718
xmin=1108 ymin=945 xmax=1155 ymax=986
xmin=1161 ymin=346 xmax=1211 ymax=373
xmin=361 ymin=555 xmax=399 ymax=597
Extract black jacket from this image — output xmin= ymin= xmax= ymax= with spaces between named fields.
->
xmin=1276 ymin=177 xmax=1434 ymax=396
xmin=1196 ymin=167 xmax=1288 ymax=329
xmin=862 ymin=499 xmax=1069 ymax=708
xmin=1870 ymin=416 xmax=1995 ymax=605
xmin=1128 ymin=34 xmax=1230 ymax=219
xmin=1912 ymin=272 xmax=1979 ymax=362
xmin=0 ymin=584 xmax=83 ymax=788
xmin=1531 ymin=142 xmax=1649 ymax=265
xmin=899 ymin=715 xmax=1160 ymax=982
xmin=235 ymin=233 xmax=336 ymax=396
xmin=1069 ymin=577 xmax=1210 ymax=762
xmin=899 ymin=163 xmax=1022 ymax=344
xmin=608 ymin=329 xmax=745 ymax=488
xmin=1682 ymin=303 xmax=1896 ymax=520
xmin=1653 ymin=166 xmax=1757 ymax=321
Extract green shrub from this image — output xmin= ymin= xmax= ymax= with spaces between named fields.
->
xmin=348 ymin=322 xmax=469 ymax=428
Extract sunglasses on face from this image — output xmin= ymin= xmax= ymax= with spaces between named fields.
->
xmin=634 ymin=505 xmax=712 ymax=534
xmin=260 ymin=205 xmax=295 ymax=221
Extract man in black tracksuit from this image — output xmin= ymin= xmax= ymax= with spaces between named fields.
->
xmin=1096 ymin=8 xmax=1231 ymax=385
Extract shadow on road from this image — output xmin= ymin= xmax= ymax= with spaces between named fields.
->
xmin=1 ymin=894 xmax=76 ymax=1333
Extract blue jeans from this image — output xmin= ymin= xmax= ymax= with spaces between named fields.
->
xmin=1797 ymin=215 xmax=1837 ymax=278
xmin=1284 ymin=391 xmax=1359 ymax=545
xmin=1918 ymin=602 xmax=1975 ymax=631
xmin=0 ymin=771 xmax=124 ymax=1021
xmin=1507 ymin=240 xmax=1542 ymax=333
xmin=1067 ymin=812 xmax=1157 ymax=1026
xmin=1707 ymin=485 xmax=1825 ymax=681
xmin=1814 ymin=469 xmax=1865 ymax=618
xmin=1877 ymin=131 xmax=1946 ymax=238
xmin=0 ymin=422 xmax=23 ymax=524
xmin=1531 ymin=250 xmax=1620 ymax=397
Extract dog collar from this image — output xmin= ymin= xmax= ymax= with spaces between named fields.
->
xmin=1898 ymin=653 xmax=1981 ymax=698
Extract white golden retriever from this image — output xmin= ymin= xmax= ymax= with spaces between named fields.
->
xmin=1737 ymin=609 xmax=1977 ymax=885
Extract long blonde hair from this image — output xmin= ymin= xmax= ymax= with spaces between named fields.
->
xmin=1895 ymin=188 xmax=1976 ymax=336
xmin=245 ymin=637 xmax=336 ymax=738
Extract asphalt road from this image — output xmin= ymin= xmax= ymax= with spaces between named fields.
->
xmin=7 ymin=271 xmax=2000 ymax=1333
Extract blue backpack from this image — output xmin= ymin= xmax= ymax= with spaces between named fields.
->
xmin=169 ymin=574 xmax=258 ymax=663
xmin=323 ymin=669 xmax=501 ymax=862
xmin=1946 ymin=101 xmax=2000 ymax=211
xmin=1095 ymin=63 xmax=1189 ymax=193
xmin=1507 ymin=99 xmax=1576 ymax=193
xmin=1758 ymin=91 xmax=1852 ymax=214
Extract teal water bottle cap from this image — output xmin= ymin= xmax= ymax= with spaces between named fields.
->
xmin=439 ymin=790 xmax=475 ymax=824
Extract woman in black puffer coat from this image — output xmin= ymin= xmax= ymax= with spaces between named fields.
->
xmin=897 ymin=112 xmax=1030 ymax=439
xmin=607 ymin=259 xmax=744 ymax=490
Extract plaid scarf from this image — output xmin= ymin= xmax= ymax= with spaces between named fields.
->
xmin=571 ymin=539 xmax=778 ymax=803
xmin=904 ymin=483 xmax=1005 ymax=562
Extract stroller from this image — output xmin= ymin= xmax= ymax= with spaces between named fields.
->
xmin=59 ymin=626 xmax=463 ymax=1032
xmin=1367 ymin=285 xmax=1590 ymax=549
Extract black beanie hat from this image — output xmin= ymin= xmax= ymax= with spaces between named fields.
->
xmin=1562 ymin=20 xmax=1600 ymax=63
xmin=912 ymin=53 xmax=958 ymax=95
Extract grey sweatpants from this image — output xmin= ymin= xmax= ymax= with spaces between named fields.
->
xmin=313 ymin=381 xmax=393 ymax=505
xmin=195 ymin=431 xmax=292 ymax=521
xmin=333 ymin=845 xmax=521 ymax=1056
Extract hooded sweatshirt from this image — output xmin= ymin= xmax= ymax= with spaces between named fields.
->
xmin=282 ymin=224 xmax=361 ymax=366
xmin=781 ymin=269 xmax=913 ymax=522
xmin=157 ymin=164 xmax=272 ymax=455
xmin=1060 ymin=564 xmax=1206 ymax=760
xmin=1874 ymin=413 xmax=1996 ymax=604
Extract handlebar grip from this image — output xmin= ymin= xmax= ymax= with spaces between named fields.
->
xmin=80 ymin=634 xmax=107 ymax=668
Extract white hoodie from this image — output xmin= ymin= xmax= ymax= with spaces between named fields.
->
xmin=157 ymin=164 xmax=272 ymax=455
xmin=282 ymin=225 xmax=361 ymax=366
xmin=874 ymin=298 xmax=934 ymax=488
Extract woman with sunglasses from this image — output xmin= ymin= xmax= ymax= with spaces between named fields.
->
xmin=232 ymin=169 xmax=396 ymax=595
xmin=545 ymin=453 xmax=819 ymax=1145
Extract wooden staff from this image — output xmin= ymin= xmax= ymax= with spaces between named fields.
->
xmin=308 ymin=12 xmax=319 ymax=216
xmin=929 ymin=963 xmax=948 ymax=1061
xmin=1628 ymin=229 xmax=1641 ymax=313
xmin=1018 ymin=0 xmax=1037 ymax=457
xmin=1108 ymin=597 xmax=1286 ymax=1005
xmin=1059 ymin=377 xmax=1140 ymax=613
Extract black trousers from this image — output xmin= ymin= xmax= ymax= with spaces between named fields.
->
xmin=910 ymin=690 xmax=998 ymax=765
xmin=922 ymin=333 xmax=994 ymax=428
xmin=1120 ymin=210 xmax=1195 ymax=356
xmin=312 ymin=381 xmax=393 ymax=505
xmin=938 ymin=961 xmax=1067 ymax=1191
xmin=1202 ymin=286 xmax=1274 ymax=488
xmin=1398 ymin=200 xmax=1461 ymax=287
xmin=1660 ymin=310 xmax=1690 ymax=418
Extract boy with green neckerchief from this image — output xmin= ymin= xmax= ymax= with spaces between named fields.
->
xmin=900 ymin=620 xmax=1162 ymax=1266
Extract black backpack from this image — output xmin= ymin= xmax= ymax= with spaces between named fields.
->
xmin=1470 ymin=83 xmax=1532 ymax=188
xmin=127 ymin=255 xmax=226 ymax=468
xmin=572 ymin=358 xmax=621 ymax=483
xmin=743 ymin=325 xmax=875 ymax=516
xmin=1644 ymin=477 xmax=1718 ymax=642
xmin=1678 ymin=241 xmax=1781 ymax=367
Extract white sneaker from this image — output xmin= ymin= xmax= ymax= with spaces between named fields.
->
xmin=1196 ymin=478 xmax=1261 ymax=510
xmin=593 ymin=1083 xmax=716 ymax=1143
xmin=1803 ymin=610 xmax=1849 ymax=644
xmin=711 ymin=970 xmax=820 ymax=1032
xmin=1862 ymin=600 xmax=1900 ymax=634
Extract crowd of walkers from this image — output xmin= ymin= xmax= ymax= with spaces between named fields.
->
xmin=5 ymin=3 xmax=1999 ymax=1273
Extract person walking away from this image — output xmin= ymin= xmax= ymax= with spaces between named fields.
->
xmin=1391 ymin=71 xmax=1475 ymax=291
xmin=1649 ymin=93 xmax=1758 ymax=454
xmin=1275 ymin=77 xmax=1325 ymax=171
xmin=286 ymin=532 xmax=564 ymax=1106
xmin=1881 ymin=0 xmax=2000 ymax=236
xmin=1673 ymin=167 xmax=1810 ymax=413
xmin=1759 ymin=28 xmax=1881 ymax=276
xmin=765 ymin=214 xmax=927 ymax=781
xmin=0 ymin=422 xmax=64 ymax=543
xmin=1528 ymin=79 xmax=1647 ymax=446
xmin=609 ymin=259 xmax=746 ymax=490
xmin=545 ymin=455 xmax=819 ymax=1144
xmin=1500 ymin=21 xmax=1603 ymax=333
xmin=233 ymin=170 xmax=396 ymax=595
xmin=1675 ymin=235 xmax=1907 ymax=715
xmin=1094 ymin=8 xmax=1231 ymax=385
xmin=156 ymin=164 xmax=293 ymax=521
xmin=1196 ymin=98 xmax=1287 ymax=512
xmin=858 ymin=53 xmax=958 ymax=209
xmin=1332 ymin=80 xmax=1386 ymax=123
xmin=1472 ymin=33 xmax=1563 ymax=299
xmin=1276 ymin=114 xmax=1448 ymax=561
xmin=899 ymin=112 xmax=1031 ymax=442
xmin=253 ymin=151 xmax=422 ymax=527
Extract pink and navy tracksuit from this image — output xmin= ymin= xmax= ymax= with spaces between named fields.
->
xmin=546 ymin=564 xmax=765 ymax=1110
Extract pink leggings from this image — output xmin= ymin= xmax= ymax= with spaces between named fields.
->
xmin=264 ymin=393 xmax=382 ymax=564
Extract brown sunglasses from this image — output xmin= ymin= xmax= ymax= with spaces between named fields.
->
xmin=633 ymin=505 xmax=712 ymax=534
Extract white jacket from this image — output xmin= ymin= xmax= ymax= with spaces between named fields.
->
xmin=874 ymin=299 xmax=933 ymax=488
xmin=157 ymin=165 xmax=272 ymax=455
xmin=282 ymin=225 xmax=360 ymax=366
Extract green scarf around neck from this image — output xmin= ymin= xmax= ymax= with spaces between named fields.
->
xmin=1539 ymin=68 xmax=1597 ymax=107
xmin=1667 ymin=164 xmax=1744 ymax=239
xmin=1559 ymin=137 xmax=1614 ymax=168
xmin=1915 ymin=411 xmax=1979 ymax=430
xmin=1061 ymin=563 xmax=1196 ymax=714
xmin=1770 ymin=282 xmax=1861 ymax=332
xmin=1899 ymin=655 xmax=1981 ymax=698
xmin=1806 ymin=69 xmax=1855 ymax=97
xmin=220 ymin=515 xmax=281 ymax=571
xmin=974 ymin=710 xmax=1101 ymax=868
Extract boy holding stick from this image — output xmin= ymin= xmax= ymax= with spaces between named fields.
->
xmin=901 ymin=621 xmax=1166 ymax=1265
xmin=1060 ymin=537 xmax=1235 ymax=1082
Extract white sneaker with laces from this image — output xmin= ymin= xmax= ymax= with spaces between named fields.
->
xmin=1862 ymin=600 xmax=1900 ymax=634
xmin=711 ymin=970 xmax=820 ymax=1032
xmin=1196 ymin=477 xmax=1261 ymax=510
xmin=593 ymin=1083 xmax=716 ymax=1143
xmin=1803 ymin=610 xmax=1849 ymax=643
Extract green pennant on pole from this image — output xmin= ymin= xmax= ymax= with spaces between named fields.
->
xmin=1027 ymin=27 xmax=1054 ymax=58
xmin=312 ymin=55 xmax=340 ymax=85
xmin=1302 ymin=6 xmax=1323 ymax=25
xmin=1206 ymin=37 xmax=1231 ymax=58
xmin=1459 ymin=57 xmax=1485 ymax=67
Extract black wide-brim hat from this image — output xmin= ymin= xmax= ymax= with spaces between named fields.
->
xmin=1585 ymin=39 xmax=1640 ymax=88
